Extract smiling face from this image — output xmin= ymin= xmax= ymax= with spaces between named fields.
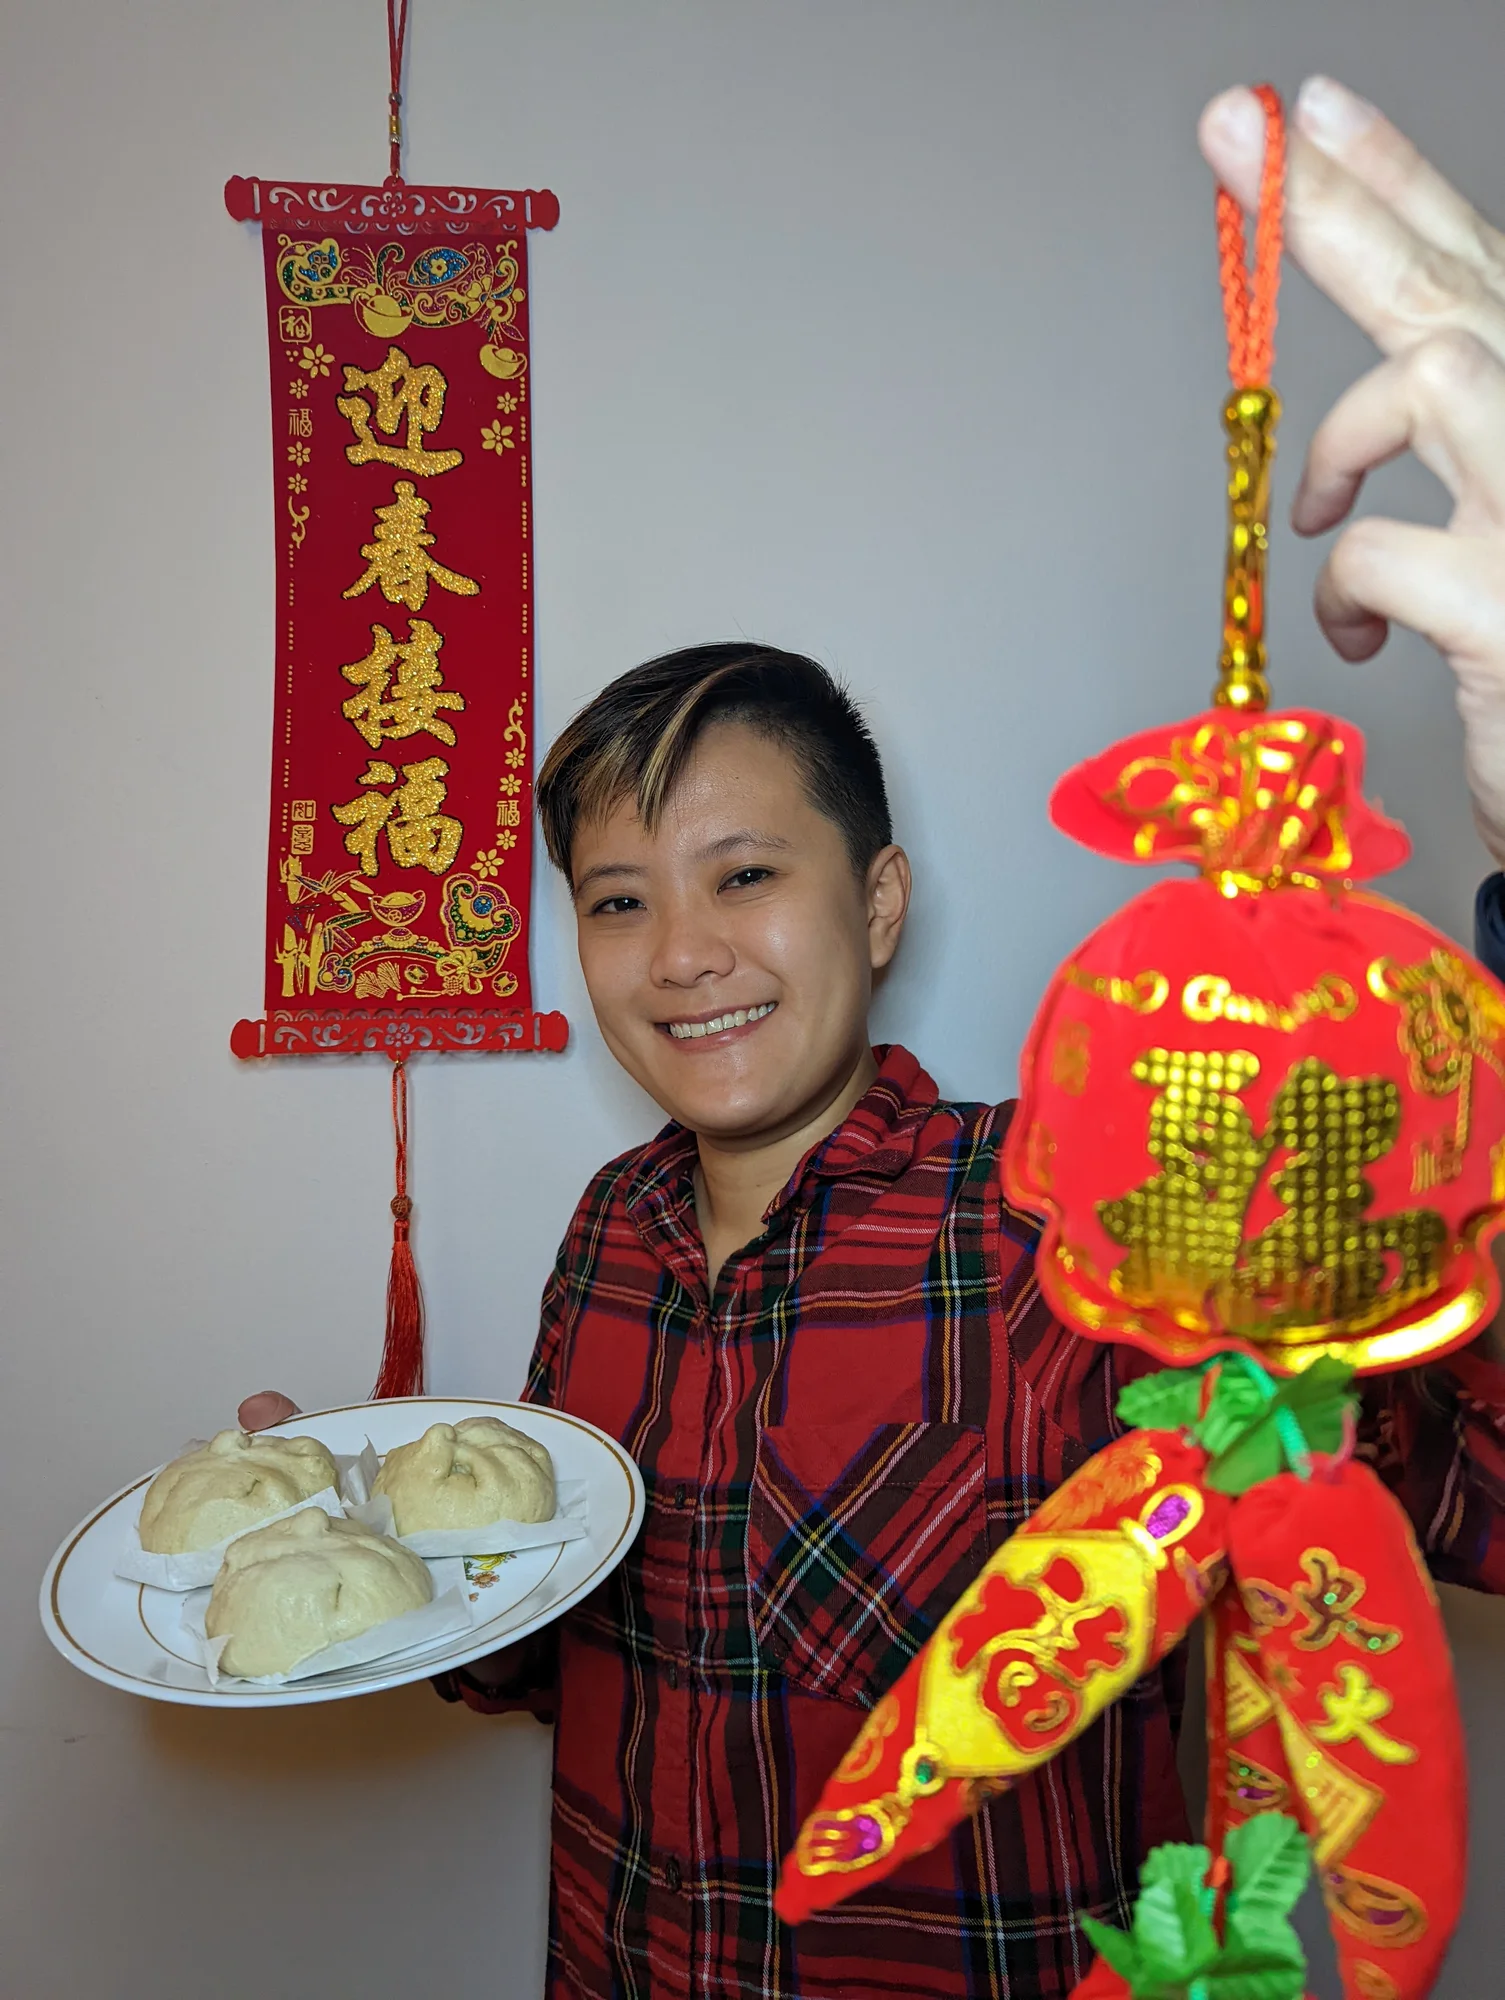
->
xmin=571 ymin=721 xmax=910 ymax=1148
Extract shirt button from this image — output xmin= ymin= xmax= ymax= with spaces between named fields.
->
xmin=665 ymin=1856 xmax=683 ymax=1893
xmin=674 ymin=1483 xmax=688 ymax=1510
xmin=667 ymin=1661 xmax=680 ymax=1691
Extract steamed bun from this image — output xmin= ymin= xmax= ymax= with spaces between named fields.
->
xmin=204 ymin=1507 xmax=432 ymax=1677
xmin=373 ymin=1417 xmax=555 ymax=1533
xmin=138 ymin=1428 xmax=339 ymax=1553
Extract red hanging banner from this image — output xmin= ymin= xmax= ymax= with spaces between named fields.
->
xmin=226 ymin=174 xmax=567 ymax=1060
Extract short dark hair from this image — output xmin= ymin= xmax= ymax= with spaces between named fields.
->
xmin=536 ymin=642 xmax=893 ymax=883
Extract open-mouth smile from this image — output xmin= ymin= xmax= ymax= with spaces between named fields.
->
xmin=658 ymin=1001 xmax=778 ymax=1043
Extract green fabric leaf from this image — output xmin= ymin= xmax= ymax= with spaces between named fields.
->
xmin=1080 ymin=1914 xmax=1143 ymax=1987
xmin=1224 ymin=1814 xmax=1310 ymax=1921
xmin=1205 ymin=1357 xmax=1357 ymax=1495
xmin=1132 ymin=1878 xmax=1220 ymax=1989
xmin=1275 ymin=1357 xmax=1357 ymax=1454
xmin=1202 ymin=1917 xmax=1308 ymax=2000
xmin=1202 ymin=1963 xmax=1306 ymax=2000
xmin=1115 ymin=1368 xmax=1206 ymax=1435
xmin=1139 ymin=1841 xmax=1212 ymax=1895
xmin=1196 ymin=1368 xmax=1271 ymax=1460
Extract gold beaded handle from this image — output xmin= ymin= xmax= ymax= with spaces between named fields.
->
xmin=1212 ymin=88 xmax=1285 ymax=714
xmin=1217 ymin=385 xmax=1279 ymax=713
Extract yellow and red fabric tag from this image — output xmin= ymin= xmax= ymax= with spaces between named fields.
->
xmin=225 ymin=175 xmax=568 ymax=1060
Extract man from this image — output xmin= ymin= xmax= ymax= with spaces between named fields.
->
xmin=247 ymin=77 xmax=1505 ymax=2000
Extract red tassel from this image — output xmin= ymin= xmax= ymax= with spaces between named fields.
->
xmin=372 ymin=1056 xmax=425 ymax=1398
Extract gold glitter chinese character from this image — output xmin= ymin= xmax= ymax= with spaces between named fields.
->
xmin=495 ymin=796 xmax=521 ymax=828
xmin=1100 ymin=1050 xmax=1446 ymax=1336
xmin=344 ymin=481 xmax=479 ymax=613
xmin=1100 ymin=1048 xmax=1265 ymax=1318
xmin=288 ymin=407 xmax=313 ymax=439
xmin=340 ymin=620 xmax=466 ymax=749
xmin=331 ymin=756 xmax=463 ymax=877
xmin=338 ymin=346 xmax=463 ymax=476
xmin=1234 ymin=1059 xmax=1446 ymax=1332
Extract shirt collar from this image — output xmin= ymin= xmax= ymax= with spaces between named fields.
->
xmin=623 ymin=1044 xmax=940 ymax=1239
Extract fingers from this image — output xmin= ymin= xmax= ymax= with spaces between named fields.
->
xmin=1314 ymin=516 xmax=1505 ymax=667
xmin=1293 ymin=331 xmax=1505 ymax=534
xmin=238 ymin=1390 xmax=301 ymax=1432
xmin=1199 ymin=84 xmax=1505 ymax=363
xmin=1294 ymin=76 xmax=1505 ymax=278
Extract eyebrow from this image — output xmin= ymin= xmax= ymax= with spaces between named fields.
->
xmin=699 ymin=829 xmax=794 ymax=861
xmin=572 ymin=830 xmax=793 ymax=900
xmin=573 ymin=860 xmax=647 ymax=898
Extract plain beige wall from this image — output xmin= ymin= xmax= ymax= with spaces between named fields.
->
xmin=4 ymin=3 xmax=1504 ymax=1995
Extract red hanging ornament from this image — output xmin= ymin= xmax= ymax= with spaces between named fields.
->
xmin=781 ymin=89 xmax=1492 ymax=2000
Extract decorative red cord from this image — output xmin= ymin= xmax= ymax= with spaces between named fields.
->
xmin=387 ymin=0 xmax=410 ymax=184
xmin=1216 ymin=84 xmax=1285 ymax=388
xmin=391 ymin=1052 xmax=411 ymax=1210
xmin=373 ymin=1054 xmax=425 ymax=1399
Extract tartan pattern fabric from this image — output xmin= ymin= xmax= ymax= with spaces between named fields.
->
xmin=747 ymin=1419 xmax=989 ymax=1709
xmin=446 ymin=1045 xmax=1505 ymax=2000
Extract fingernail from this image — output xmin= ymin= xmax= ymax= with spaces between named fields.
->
xmin=1297 ymin=75 xmax=1379 ymax=148
xmin=1205 ymin=86 xmax=1266 ymax=152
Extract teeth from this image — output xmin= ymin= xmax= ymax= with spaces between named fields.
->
xmin=667 ymin=1002 xmax=775 ymax=1040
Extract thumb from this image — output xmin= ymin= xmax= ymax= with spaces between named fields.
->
xmin=238 ymin=1390 xmax=301 ymax=1432
xmin=1198 ymin=85 xmax=1268 ymax=210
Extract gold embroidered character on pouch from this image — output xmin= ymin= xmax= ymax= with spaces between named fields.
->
xmin=1238 ymin=1548 xmax=1400 ymax=1656
xmin=1099 ymin=1049 xmax=1447 ymax=1336
xmin=1181 ymin=971 xmax=1357 ymax=1034
xmin=1310 ymin=1664 xmax=1417 ymax=1766
xmin=1368 ymin=947 xmax=1505 ymax=1190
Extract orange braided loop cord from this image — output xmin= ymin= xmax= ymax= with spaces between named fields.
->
xmin=1216 ymin=83 xmax=1285 ymax=388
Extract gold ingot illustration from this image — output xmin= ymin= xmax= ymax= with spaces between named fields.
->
xmin=356 ymin=288 xmax=414 ymax=339
xmin=480 ymin=343 xmax=527 ymax=379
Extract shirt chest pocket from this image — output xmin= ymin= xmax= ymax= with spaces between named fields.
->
xmin=747 ymin=1420 xmax=988 ymax=1711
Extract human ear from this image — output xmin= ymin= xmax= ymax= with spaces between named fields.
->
xmin=865 ymin=845 xmax=912 ymax=970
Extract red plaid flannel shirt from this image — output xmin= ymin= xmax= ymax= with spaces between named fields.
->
xmin=440 ymin=1046 xmax=1505 ymax=2000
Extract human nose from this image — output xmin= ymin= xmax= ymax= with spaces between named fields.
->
xmin=646 ymin=892 xmax=736 ymax=989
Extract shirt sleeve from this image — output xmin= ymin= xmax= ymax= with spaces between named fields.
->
xmin=1358 ymin=1339 xmax=1505 ymax=1594
xmin=1474 ymin=873 xmax=1505 ymax=982
xmin=520 ymin=1239 xmax=571 ymax=1408
xmin=1354 ymin=876 xmax=1505 ymax=1589
xmin=431 ymin=1235 xmax=574 ymax=1716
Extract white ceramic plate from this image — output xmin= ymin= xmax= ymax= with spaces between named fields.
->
xmin=39 ymin=1398 xmax=645 ymax=1708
